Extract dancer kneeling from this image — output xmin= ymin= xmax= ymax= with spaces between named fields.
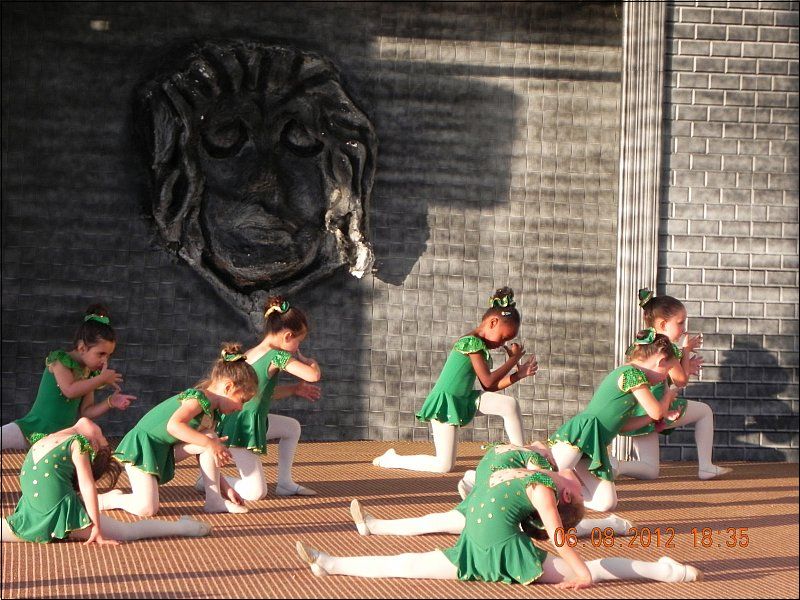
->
xmin=296 ymin=451 xmax=700 ymax=588
xmin=1 ymin=418 xmax=209 ymax=544
xmin=100 ymin=343 xmax=258 ymax=516
xmin=372 ymin=288 xmax=537 ymax=473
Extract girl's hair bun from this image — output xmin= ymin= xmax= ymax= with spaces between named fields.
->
xmin=85 ymin=303 xmax=111 ymax=318
xmin=637 ymin=288 xmax=654 ymax=308
xmin=220 ymin=342 xmax=245 ymax=356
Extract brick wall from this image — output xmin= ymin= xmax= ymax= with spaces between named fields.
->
xmin=1 ymin=2 xmax=623 ymax=443
xmin=660 ymin=0 xmax=798 ymax=461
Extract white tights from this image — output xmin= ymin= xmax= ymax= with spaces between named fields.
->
xmin=0 ymin=423 xmax=28 ymax=451
xmin=99 ymin=436 xmax=236 ymax=516
xmin=375 ymin=392 xmax=525 ymax=473
xmin=616 ymin=400 xmax=721 ymax=479
xmin=316 ymin=548 xmax=692 ymax=584
xmin=223 ymin=414 xmax=303 ymax=500
xmin=1 ymin=515 xmax=206 ymax=542
xmin=362 ymin=507 xmax=629 ymax=539
xmin=550 ymin=442 xmax=618 ymax=512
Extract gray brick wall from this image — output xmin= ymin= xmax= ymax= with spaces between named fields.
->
xmin=661 ymin=0 xmax=799 ymax=461
xmin=1 ymin=2 xmax=622 ymax=444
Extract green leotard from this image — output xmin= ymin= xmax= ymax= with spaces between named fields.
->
xmin=416 ymin=335 xmax=492 ymax=427
xmin=6 ymin=433 xmax=95 ymax=543
xmin=113 ymin=389 xmax=219 ymax=484
xmin=14 ymin=351 xmax=95 ymax=442
xmin=622 ymin=344 xmax=688 ymax=437
xmin=548 ymin=365 xmax=651 ymax=481
xmin=217 ymin=348 xmax=291 ymax=454
xmin=442 ymin=465 xmax=558 ymax=584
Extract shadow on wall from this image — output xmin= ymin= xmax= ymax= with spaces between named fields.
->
xmin=720 ymin=339 xmax=796 ymax=461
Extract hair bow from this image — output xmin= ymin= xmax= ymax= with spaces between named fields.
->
xmin=638 ymin=288 xmax=654 ymax=308
xmin=489 ymin=294 xmax=516 ymax=309
xmin=264 ymin=300 xmax=291 ymax=318
xmin=84 ymin=314 xmax=111 ymax=325
xmin=221 ymin=351 xmax=246 ymax=362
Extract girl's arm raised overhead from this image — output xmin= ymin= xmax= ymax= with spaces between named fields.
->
xmin=72 ymin=442 xmax=118 ymax=545
xmin=468 ymin=343 xmax=524 ymax=391
xmin=51 ymin=361 xmax=122 ymax=400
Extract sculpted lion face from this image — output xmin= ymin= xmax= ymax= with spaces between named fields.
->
xmin=135 ymin=41 xmax=377 ymax=320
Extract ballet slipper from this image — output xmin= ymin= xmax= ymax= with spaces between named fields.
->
xmin=275 ymin=483 xmax=318 ymax=496
xmin=698 ymin=465 xmax=732 ymax=480
xmin=194 ymin=475 xmax=205 ymax=493
xmin=296 ymin=541 xmax=328 ymax=577
xmin=350 ymin=499 xmax=370 ymax=536
xmin=659 ymin=556 xmax=703 ymax=582
xmin=608 ymin=513 xmax=636 ymax=535
xmin=178 ymin=515 xmax=212 ymax=537
xmin=372 ymin=448 xmax=396 ymax=467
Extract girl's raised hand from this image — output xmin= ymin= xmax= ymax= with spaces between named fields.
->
xmin=686 ymin=354 xmax=703 ymax=377
xmin=504 ymin=343 xmax=525 ymax=361
xmin=517 ymin=356 xmax=538 ymax=379
xmin=294 ymin=382 xmax=321 ymax=402
xmin=109 ymin=392 xmax=136 ymax=410
xmin=684 ymin=333 xmax=703 ymax=353
xmin=98 ymin=364 xmax=123 ymax=387
xmin=84 ymin=524 xmax=121 ymax=546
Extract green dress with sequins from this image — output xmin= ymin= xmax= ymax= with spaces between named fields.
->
xmin=113 ymin=389 xmax=219 ymax=484
xmin=14 ymin=351 xmax=94 ymax=442
xmin=442 ymin=469 xmax=558 ymax=584
xmin=6 ymin=433 xmax=95 ymax=543
xmin=455 ymin=444 xmax=553 ymax=518
xmin=416 ymin=336 xmax=492 ymax=427
xmin=217 ymin=348 xmax=291 ymax=454
xmin=622 ymin=345 xmax=688 ymax=437
xmin=548 ymin=366 xmax=651 ymax=481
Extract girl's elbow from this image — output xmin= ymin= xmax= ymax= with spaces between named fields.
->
xmin=307 ymin=370 xmax=322 ymax=383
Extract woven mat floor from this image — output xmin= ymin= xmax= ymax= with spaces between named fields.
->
xmin=1 ymin=441 xmax=798 ymax=599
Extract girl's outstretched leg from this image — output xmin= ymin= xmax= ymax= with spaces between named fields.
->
xmin=297 ymin=542 xmax=458 ymax=579
xmin=539 ymin=554 xmax=702 ymax=584
xmin=70 ymin=515 xmax=211 ymax=541
xmin=351 ymin=500 xmax=465 ymax=536
xmin=615 ymin=433 xmax=661 ymax=480
xmin=372 ymin=419 xmax=458 ymax=473
xmin=665 ymin=400 xmax=731 ymax=479
xmin=477 ymin=392 xmax=525 ymax=446
xmin=268 ymin=414 xmax=316 ymax=496
xmin=98 ymin=464 xmax=160 ymax=517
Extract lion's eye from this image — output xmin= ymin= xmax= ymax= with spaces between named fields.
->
xmin=281 ymin=119 xmax=323 ymax=157
xmin=201 ymin=116 xmax=247 ymax=158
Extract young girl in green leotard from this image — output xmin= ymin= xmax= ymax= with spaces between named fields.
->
xmin=1 ymin=304 xmax=136 ymax=451
xmin=548 ymin=329 xmax=682 ymax=513
xmin=99 ymin=343 xmax=258 ymax=516
xmin=372 ymin=287 xmax=538 ymax=473
xmin=296 ymin=450 xmax=701 ymax=589
xmin=214 ymin=296 xmax=322 ymax=501
xmin=1 ymin=418 xmax=210 ymax=544
xmin=615 ymin=288 xmax=731 ymax=481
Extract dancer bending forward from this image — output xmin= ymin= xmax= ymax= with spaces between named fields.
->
xmin=297 ymin=448 xmax=700 ymax=589
xmin=372 ymin=287 xmax=537 ymax=473
xmin=1 ymin=418 xmax=209 ymax=544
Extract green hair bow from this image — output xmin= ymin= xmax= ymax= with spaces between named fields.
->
xmin=638 ymin=288 xmax=654 ymax=308
xmin=489 ymin=294 xmax=516 ymax=309
xmin=264 ymin=300 xmax=291 ymax=318
xmin=221 ymin=351 xmax=246 ymax=362
xmin=625 ymin=327 xmax=658 ymax=356
xmin=84 ymin=314 xmax=110 ymax=325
